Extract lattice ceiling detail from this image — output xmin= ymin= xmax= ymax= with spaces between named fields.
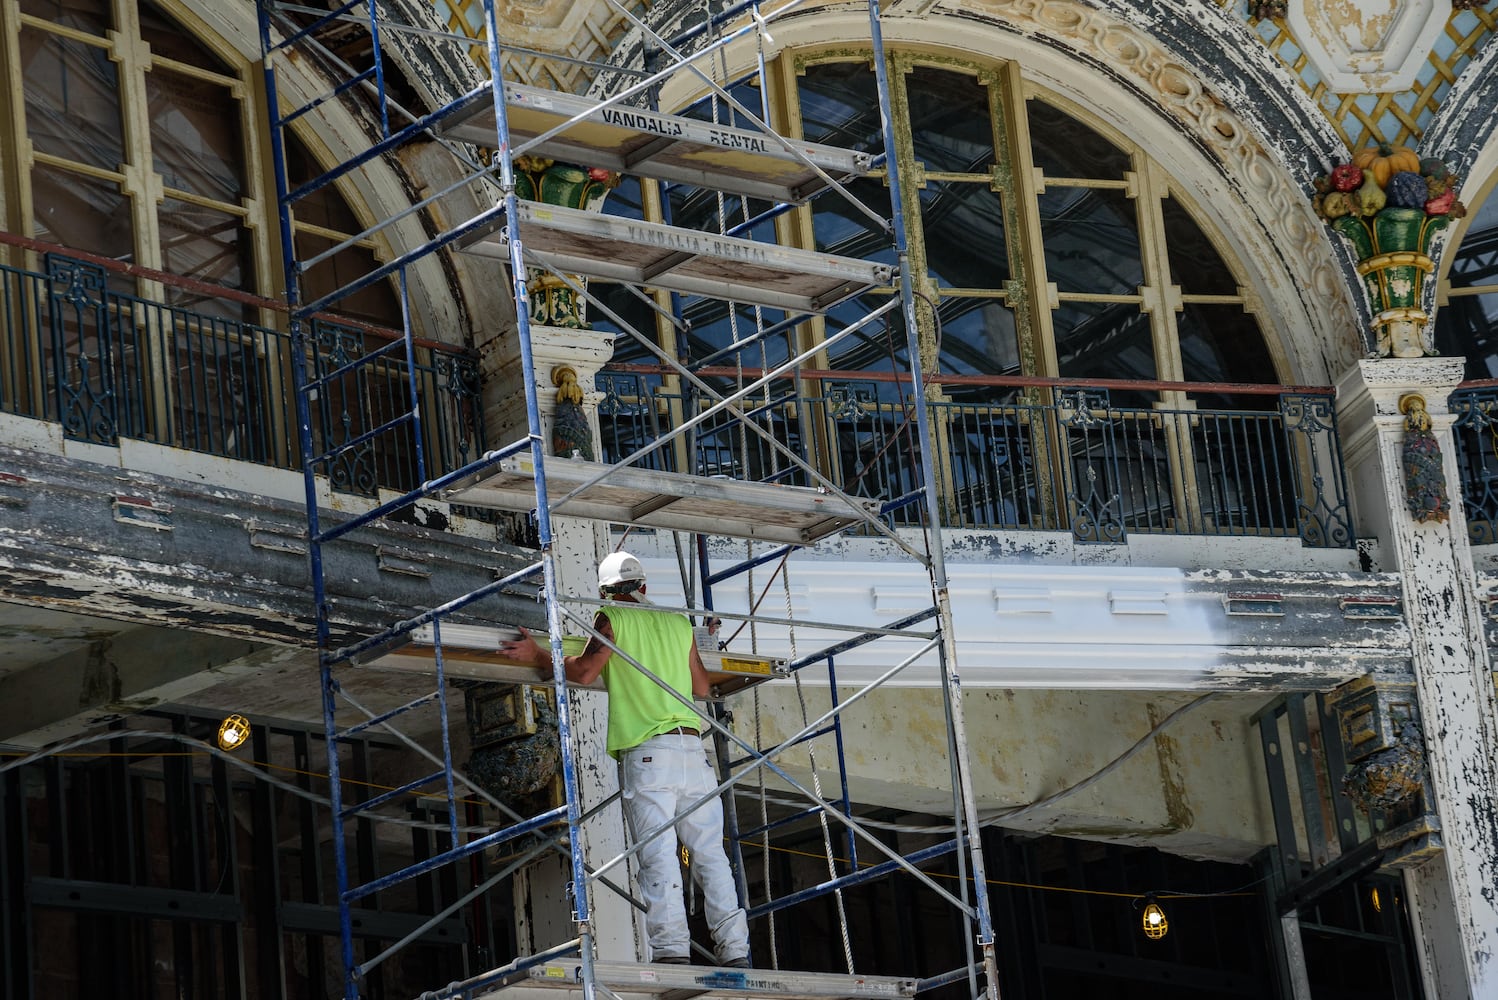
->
xmin=1234 ymin=1 xmax=1498 ymax=152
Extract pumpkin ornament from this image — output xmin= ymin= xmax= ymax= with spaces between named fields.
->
xmin=1352 ymin=143 xmax=1422 ymax=187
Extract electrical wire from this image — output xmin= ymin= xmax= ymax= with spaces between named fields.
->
xmin=762 ymin=840 xmax=1266 ymax=901
xmin=0 ymin=730 xmax=495 ymax=835
xmin=732 ymin=692 xmax=1221 ymax=836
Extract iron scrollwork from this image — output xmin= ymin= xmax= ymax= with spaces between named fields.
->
xmin=45 ymin=254 xmax=119 ymax=444
xmin=310 ymin=319 xmax=378 ymax=497
xmin=1280 ymin=393 xmax=1353 ymax=548
xmin=1450 ymin=388 xmax=1498 ymax=544
xmin=1059 ymin=388 xmax=1125 ymax=544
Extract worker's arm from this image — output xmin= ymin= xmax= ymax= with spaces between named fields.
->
xmin=687 ymin=642 xmax=712 ymax=698
xmin=497 ymin=613 xmax=614 ymax=686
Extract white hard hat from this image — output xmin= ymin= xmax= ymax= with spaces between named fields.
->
xmin=598 ymin=551 xmax=646 ymax=590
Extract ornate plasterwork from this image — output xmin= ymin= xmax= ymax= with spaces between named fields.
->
xmin=1286 ymin=0 xmax=1451 ymax=93
xmin=960 ymin=0 xmax=1356 ymax=366
xmin=428 ymin=0 xmax=656 ymax=91
xmin=1246 ymin=2 xmax=1498 ymax=151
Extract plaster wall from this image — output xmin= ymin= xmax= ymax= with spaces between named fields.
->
xmin=738 ymin=685 xmax=1278 ymax=863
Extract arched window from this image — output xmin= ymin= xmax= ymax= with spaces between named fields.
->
xmin=0 ymin=0 xmax=449 ymax=494
xmin=591 ymin=49 xmax=1306 ymax=539
xmin=1435 ymin=180 xmax=1498 ymax=376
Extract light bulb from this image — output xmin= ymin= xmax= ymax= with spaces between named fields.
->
xmin=1141 ymin=898 xmax=1168 ymax=940
xmin=217 ymin=714 xmax=251 ymax=751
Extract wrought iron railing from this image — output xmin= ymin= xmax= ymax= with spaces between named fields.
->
xmin=1451 ymin=385 xmax=1498 ymax=543
xmin=0 ymin=251 xmax=482 ymax=498
xmin=596 ymin=372 xmax=1354 ymax=547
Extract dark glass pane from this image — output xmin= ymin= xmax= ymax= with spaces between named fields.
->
xmin=668 ymin=186 xmax=776 ymax=241
xmin=20 ymin=0 xmax=108 ymax=33
xmin=1447 ymin=189 xmax=1498 ymax=290
xmin=812 ymin=177 xmax=895 ymax=266
xmin=936 ymin=299 xmax=1019 ymax=401
xmin=1027 ymin=99 xmax=1131 ymax=180
xmin=147 ymin=69 xmax=245 ymax=201
xmin=588 ymin=282 xmax=660 ymax=362
xmin=1437 ymin=183 xmax=1498 ymax=378
xmin=1162 ymin=196 xmax=1237 ymax=295
xmin=1177 ymin=304 xmax=1280 ymax=408
xmin=285 ymin=132 xmax=360 ymax=231
xmin=602 ymin=175 xmax=645 ymax=221
xmin=920 ymin=182 xmax=1008 ymax=289
xmin=1054 ymin=299 xmax=1156 ymax=404
xmin=21 ymin=28 xmax=123 ymax=170
xmin=139 ymin=0 xmax=231 ymax=72
xmin=295 ymin=231 xmax=400 ymax=325
xmin=1434 ymin=291 xmax=1498 ymax=380
xmin=679 ymin=77 xmax=765 ymax=129
xmin=1039 ymin=187 xmax=1142 ymax=295
xmin=907 ymin=66 xmax=993 ymax=171
xmin=160 ymin=197 xmax=248 ymax=296
xmin=797 ymin=61 xmax=884 ymax=153
xmin=678 ymin=299 xmax=791 ymax=370
xmin=823 ymin=294 xmax=908 ymax=402
xmin=32 ymin=164 xmax=132 ymax=264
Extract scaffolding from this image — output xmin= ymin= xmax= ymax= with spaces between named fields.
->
xmin=255 ymin=2 xmax=1000 ymax=998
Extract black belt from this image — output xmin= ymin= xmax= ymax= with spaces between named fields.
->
xmin=665 ymin=726 xmax=700 ymax=737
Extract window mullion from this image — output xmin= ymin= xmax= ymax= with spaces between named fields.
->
xmin=995 ymin=61 xmax=1058 ymax=381
xmin=1133 ymin=157 xmax=1186 ymax=387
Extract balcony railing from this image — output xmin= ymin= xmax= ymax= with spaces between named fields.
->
xmin=598 ymin=371 xmax=1355 ymax=547
xmin=1451 ymin=385 xmax=1498 ymax=543
xmin=0 ymin=250 xmax=482 ymax=498
xmin=0 ymin=244 xmax=1365 ymax=548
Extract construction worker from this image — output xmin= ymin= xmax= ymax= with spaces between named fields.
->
xmin=496 ymin=551 xmax=752 ymax=969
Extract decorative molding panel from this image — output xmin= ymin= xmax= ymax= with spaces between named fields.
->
xmin=1286 ymin=0 xmax=1450 ymax=93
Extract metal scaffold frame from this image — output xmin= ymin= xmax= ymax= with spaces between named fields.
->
xmin=254 ymin=1 xmax=1001 ymax=998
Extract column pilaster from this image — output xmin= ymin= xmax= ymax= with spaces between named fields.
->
xmin=1337 ymin=357 xmax=1498 ymax=999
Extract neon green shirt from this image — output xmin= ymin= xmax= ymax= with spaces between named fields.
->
xmin=599 ymin=602 xmax=699 ymax=758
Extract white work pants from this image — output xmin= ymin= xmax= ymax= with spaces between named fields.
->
xmin=620 ymin=733 xmax=750 ymax=964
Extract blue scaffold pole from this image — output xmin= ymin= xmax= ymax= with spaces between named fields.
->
xmin=256 ymin=4 xmax=360 ymax=994
xmin=865 ymin=4 xmax=1001 ymax=999
xmin=478 ymin=4 xmax=600 ymax=998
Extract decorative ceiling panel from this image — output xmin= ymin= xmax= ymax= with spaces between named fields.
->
xmin=426 ymin=0 xmax=655 ymax=92
xmin=1239 ymin=2 xmax=1497 ymax=151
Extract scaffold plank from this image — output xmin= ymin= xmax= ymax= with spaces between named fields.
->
xmin=456 ymin=201 xmax=893 ymax=314
xmin=475 ymin=959 xmax=919 ymax=1000
xmin=440 ymin=456 xmax=883 ymax=546
xmin=352 ymin=624 xmax=782 ymax=689
xmin=441 ymin=84 xmax=873 ymax=203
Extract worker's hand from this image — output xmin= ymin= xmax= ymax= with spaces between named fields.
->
xmin=496 ymin=627 xmax=546 ymax=673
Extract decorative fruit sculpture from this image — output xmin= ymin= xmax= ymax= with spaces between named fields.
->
xmin=1385 ymin=171 xmax=1430 ymax=209
xmin=1425 ymin=190 xmax=1457 ymax=216
xmin=1352 ymin=143 xmax=1422 ymax=187
xmin=1330 ymin=162 xmax=1364 ymax=192
xmin=1321 ymin=191 xmax=1353 ymax=218
xmin=1355 ymin=170 xmax=1387 ymax=216
xmin=1418 ymin=157 xmax=1451 ymax=182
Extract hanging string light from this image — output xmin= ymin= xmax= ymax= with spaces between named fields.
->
xmin=1141 ymin=895 xmax=1169 ymax=940
xmin=217 ymin=714 xmax=251 ymax=751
